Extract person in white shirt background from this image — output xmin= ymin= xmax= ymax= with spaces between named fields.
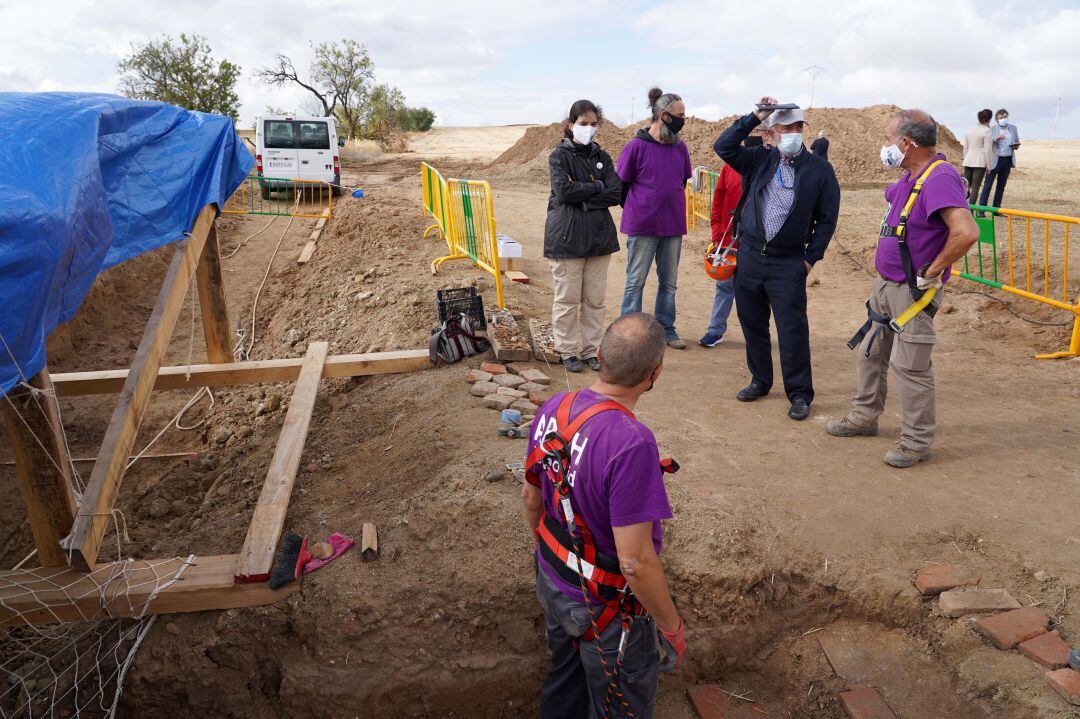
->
xmin=978 ymin=108 xmax=1020 ymax=209
xmin=962 ymin=109 xmax=995 ymax=203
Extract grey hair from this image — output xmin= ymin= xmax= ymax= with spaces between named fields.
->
xmin=598 ymin=313 xmax=666 ymax=387
xmin=895 ymin=109 xmax=937 ymax=147
xmin=648 ymin=89 xmax=682 ymax=122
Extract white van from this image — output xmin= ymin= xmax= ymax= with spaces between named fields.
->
xmin=255 ymin=115 xmax=345 ymax=197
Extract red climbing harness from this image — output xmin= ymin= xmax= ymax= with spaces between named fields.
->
xmin=525 ymin=391 xmax=678 ymax=640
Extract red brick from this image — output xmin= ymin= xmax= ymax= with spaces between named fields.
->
xmin=974 ymin=605 xmax=1050 ymax=649
xmin=1019 ymin=629 xmax=1071 ymax=669
xmin=506 ymin=362 xmax=533 ymax=375
xmin=1045 ymin=668 xmax=1080 ymax=706
xmin=838 ymin=687 xmax=897 ymax=719
xmin=914 ymin=564 xmax=980 ymax=596
xmin=687 ymin=685 xmax=767 ymax=718
xmin=938 ymin=588 xmax=1020 ymax=617
xmin=529 ymin=390 xmax=553 ymax=406
xmin=480 ymin=362 xmax=507 ymax=375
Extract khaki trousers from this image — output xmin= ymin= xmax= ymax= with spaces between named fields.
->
xmin=850 ymin=275 xmax=940 ymax=452
xmin=549 ymin=254 xmax=611 ymax=360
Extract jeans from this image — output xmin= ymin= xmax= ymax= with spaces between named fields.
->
xmin=706 ymin=278 xmax=735 ymax=337
xmin=734 ymin=249 xmax=813 ymax=403
xmin=536 ymin=568 xmax=660 ymax=719
xmin=979 ymin=155 xmax=1013 ymax=208
xmin=620 ymin=235 xmax=682 ymax=339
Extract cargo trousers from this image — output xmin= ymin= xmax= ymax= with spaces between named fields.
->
xmin=536 ymin=566 xmax=660 ymax=719
xmin=849 ymin=275 xmax=941 ymax=452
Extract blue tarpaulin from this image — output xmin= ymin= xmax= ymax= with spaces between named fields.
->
xmin=0 ymin=93 xmax=254 ymax=396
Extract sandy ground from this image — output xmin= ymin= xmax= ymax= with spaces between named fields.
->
xmin=2 ymin=130 xmax=1078 ymax=718
xmin=403 ymin=125 xmax=536 ymax=162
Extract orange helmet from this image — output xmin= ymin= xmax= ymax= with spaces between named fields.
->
xmin=705 ymin=242 xmax=737 ymax=281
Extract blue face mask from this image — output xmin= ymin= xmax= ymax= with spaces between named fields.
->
xmin=998 ymin=118 xmax=1009 ymax=126
xmin=778 ymin=132 xmax=803 ymax=156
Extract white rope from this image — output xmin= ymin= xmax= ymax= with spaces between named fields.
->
xmin=220 ymin=215 xmax=277 ymax=260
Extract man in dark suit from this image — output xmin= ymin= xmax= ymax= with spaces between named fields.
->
xmin=810 ymin=130 xmax=830 ymax=161
xmin=713 ymin=97 xmax=841 ymax=420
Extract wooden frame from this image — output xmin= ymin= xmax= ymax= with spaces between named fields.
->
xmin=1 ymin=204 xmax=429 ymax=625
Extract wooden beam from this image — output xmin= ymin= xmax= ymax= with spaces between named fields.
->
xmin=194 ymin=222 xmax=233 ymax=364
xmin=51 ymin=349 xmax=429 ymax=396
xmin=64 ymin=204 xmax=217 ymax=572
xmin=0 ymin=369 xmax=76 ymax=567
xmin=235 ymin=342 xmax=328 ymax=583
xmin=297 ymin=240 xmax=317 ymax=264
xmin=0 ymin=554 xmax=297 ymax=626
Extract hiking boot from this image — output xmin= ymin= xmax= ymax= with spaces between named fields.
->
xmin=698 ymin=332 xmax=724 ymax=347
xmin=562 ymin=356 xmax=583 ymax=373
xmin=884 ymin=446 xmax=933 ymax=468
xmin=584 ymin=357 xmax=600 ymax=371
xmin=825 ymin=415 xmax=879 ymax=437
xmin=1069 ymin=649 xmax=1080 ymax=672
xmin=667 ymin=337 xmax=687 ymax=350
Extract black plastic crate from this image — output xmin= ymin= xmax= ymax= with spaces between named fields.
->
xmin=437 ymin=287 xmax=486 ymax=330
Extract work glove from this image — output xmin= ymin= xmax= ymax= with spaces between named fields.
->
xmin=657 ymin=618 xmax=686 ymax=673
xmin=916 ymin=271 xmax=943 ymax=291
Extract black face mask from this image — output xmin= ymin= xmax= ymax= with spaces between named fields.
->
xmin=744 ymin=136 xmax=764 ymax=148
xmin=662 ymin=113 xmax=685 ymax=134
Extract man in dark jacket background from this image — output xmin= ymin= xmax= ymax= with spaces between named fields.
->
xmin=544 ymin=99 xmax=622 ymax=372
xmin=714 ymin=96 xmax=840 ymax=421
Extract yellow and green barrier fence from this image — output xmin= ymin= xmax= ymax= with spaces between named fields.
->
xmin=686 ymin=166 xmax=721 ymax=232
xmin=422 ymin=162 xmax=505 ymax=308
xmin=223 ymin=176 xmax=333 ymax=219
xmin=959 ymin=204 xmax=1080 ymax=359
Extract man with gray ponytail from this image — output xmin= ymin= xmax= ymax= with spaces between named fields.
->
xmin=618 ymin=88 xmax=694 ymax=349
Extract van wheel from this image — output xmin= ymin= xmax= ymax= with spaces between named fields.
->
xmin=331 ymin=184 xmax=342 ymax=198
xmin=260 ymin=185 xmax=272 ymax=200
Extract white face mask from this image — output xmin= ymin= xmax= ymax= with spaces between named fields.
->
xmin=571 ymin=124 xmax=597 ymax=145
xmin=777 ymin=132 xmax=803 ymax=156
xmin=880 ymin=141 xmax=906 ymax=168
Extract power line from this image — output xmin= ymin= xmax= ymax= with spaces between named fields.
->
xmin=802 ymin=66 xmax=826 ymax=108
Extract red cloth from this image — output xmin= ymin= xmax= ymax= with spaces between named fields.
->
xmin=709 ymin=164 xmax=743 ymax=248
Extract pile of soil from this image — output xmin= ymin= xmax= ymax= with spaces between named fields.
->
xmin=488 ymin=105 xmax=963 ymax=186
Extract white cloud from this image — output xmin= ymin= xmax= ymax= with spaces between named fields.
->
xmin=0 ymin=0 xmax=1077 ymax=137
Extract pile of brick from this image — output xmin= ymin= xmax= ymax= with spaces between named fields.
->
xmin=916 ymin=564 xmax=1078 ymax=707
xmin=466 ymin=361 xmax=554 ymax=415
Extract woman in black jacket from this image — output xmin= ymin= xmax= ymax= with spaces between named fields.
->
xmin=544 ymin=100 xmax=621 ymax=372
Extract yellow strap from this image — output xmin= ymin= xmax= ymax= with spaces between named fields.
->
xmin=896 ymin=159 xmax=946 ymax=236
xmin=890 ymin=286 xmax=938 ymax=331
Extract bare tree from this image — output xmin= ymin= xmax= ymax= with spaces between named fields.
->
xmin=254 ymin=40 xmax=374 ymax=138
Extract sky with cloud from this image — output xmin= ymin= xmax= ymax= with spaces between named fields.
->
xmin=1 ymin=0 xmax=1078 ymax=138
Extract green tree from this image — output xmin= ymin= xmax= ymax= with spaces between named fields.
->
xmin=256 ymin=40 xmax=374 ymax=139
xmin=403 ymin=106 xmax=436 ymax=131
xmin=117 ymin=34 xmax=241 ymax=121
xmin=356 ymin=84 xmax=407 ymax=149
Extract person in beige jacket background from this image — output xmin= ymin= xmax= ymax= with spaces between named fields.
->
xmin=962 ymin=109 xmax=995 ymax=203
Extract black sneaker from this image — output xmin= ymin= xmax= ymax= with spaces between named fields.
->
xmin=562 ymin=356 xmax=583 ymax=373
xmin=584 ymin=357 xmax=600 ymax=371
xmin=788 ymin=398 xmax=810 ymax=421
xmin=736 ymin=383 xmax=768 ymax=402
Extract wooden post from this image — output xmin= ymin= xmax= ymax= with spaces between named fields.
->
xmin=235 ymin=342 xmax=328 ymax=583
xmin=0 ymin=369 xmax=76 ymax=567
xmin=64 ymin=205 xmax=216 ymax=572
xmin=195 ymin=221 xmax=232 ymax=364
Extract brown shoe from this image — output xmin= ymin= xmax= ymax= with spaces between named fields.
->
xmin=825 ymin=415 xmax=878 ymax=437
xmin=884 ymin=446 xmax=933 ymax=468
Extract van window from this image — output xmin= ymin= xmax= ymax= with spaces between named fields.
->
xmin=298 ymin=122 xmax=330 ymax=149
xmin=264 ymin=121 xmax=295 ymax=149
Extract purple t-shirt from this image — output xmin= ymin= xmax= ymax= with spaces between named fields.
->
xmin=617 ymin=135 xmax=692 ymax=238
xmin=526 ymin=388 xmax=673 ymax=604
xmin=875 ymin=154 xmax=968 ymax=284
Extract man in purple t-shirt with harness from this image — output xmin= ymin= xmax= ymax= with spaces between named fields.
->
xmin=521 ymin=313 xmax=685 ymax=719
xmin=826 ymin=109 xmax=979 ymax=468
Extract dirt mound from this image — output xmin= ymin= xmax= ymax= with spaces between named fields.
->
xmin=488 ymin=105 xmax=963 ymax=186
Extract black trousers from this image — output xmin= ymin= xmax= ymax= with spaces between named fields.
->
xmin=734 ymin=248 xmax=813 ymax=403
xmin=979 ymin=154 xmax=1013 ymax=208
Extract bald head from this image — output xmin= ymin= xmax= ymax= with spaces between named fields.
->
xmin=598 ymin=313 xmax=666 ymax=388
xmin=891 ymin=108 xmax=937 ymax=148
